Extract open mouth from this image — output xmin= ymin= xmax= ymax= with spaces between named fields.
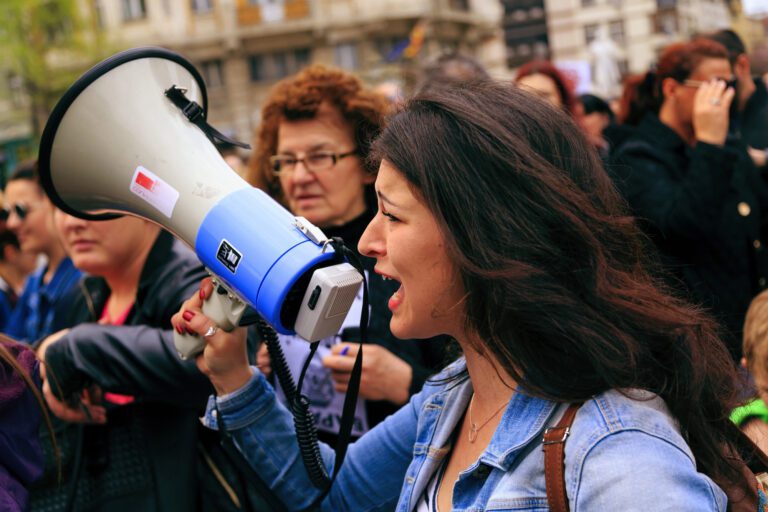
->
xmin=376 ymin=270 xmax=404 ymax=310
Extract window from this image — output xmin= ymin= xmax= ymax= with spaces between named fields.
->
xmin=192 ymin=0 xmax=214 ymax=14
xmin=448 ymin=0 xmax=469 ymax=10
xmin=581 ymin=0 xmax=596 ymax=6
xmin=517 ymin=43 xmax=532 ymax=58
xmin=584 ymin=23 xmax=599 ymax=45
xmin=657 ymin=0 xmax=676 ymax=8
xmin=609 ymin=20 xmax=625 ymax=45
xmin=653 ymin=11 xmax=678 ymax=34
xmin=512 ymin=9 xmax=527 ymax=22
xmin=334 ymin=43 xmax=359 ymax=70
xmin=93 ymin=0 xmax=104 ymax=29
xmin=249 ymin=48 xmax=311 ymax=82
xmin=201 ymin=59 xmax=224 ymax=88
xmin=529 ymin=7 xmax=544 ymax=19
xmin=618 ymin=59 xmax=629 ymax=77
xmin=122 ymin=0 xmax=146 ymax=21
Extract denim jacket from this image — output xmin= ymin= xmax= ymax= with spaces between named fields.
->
xmin=203 ymin=359 xmax=726 ymax=511
xmin=5 ymin=257 xmax=81 ymax=343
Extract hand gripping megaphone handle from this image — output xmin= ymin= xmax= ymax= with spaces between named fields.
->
xmin=174 ymin=274 xmax=247 ymax=359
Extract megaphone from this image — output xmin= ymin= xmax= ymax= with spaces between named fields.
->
xmin=38 ymin=47 xmax=363 ymax=358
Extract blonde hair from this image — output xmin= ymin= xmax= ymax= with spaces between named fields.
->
xmin=743 ymin=289 xmax=768 ymax=374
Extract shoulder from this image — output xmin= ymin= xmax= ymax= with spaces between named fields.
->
xmin=565 ymin=390 xmax=726 ymax=510
xmin=141 ymin=236 xmax=206 ymax=292
xmin=567 ymin=390 xmax=692 ymax=463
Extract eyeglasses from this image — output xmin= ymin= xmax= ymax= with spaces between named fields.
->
xmin=0 ymin=203 xmax=33 ymax=221
xmin=270 ymin=149 xmax=358 ymax=176
xmin=681 ymin=78 xmax=738 ymax=90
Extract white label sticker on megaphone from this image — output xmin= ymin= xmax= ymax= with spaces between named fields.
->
xmin=130 ymin=165 xmax=180 ymax=218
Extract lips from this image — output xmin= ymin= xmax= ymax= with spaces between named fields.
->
xmin=388 ymin=285 xmax=404 ymax=311
xmin=70 ymin=239 xmax=96 ymax=251
xmin=376 ymin=269 xmax=403 ymax=311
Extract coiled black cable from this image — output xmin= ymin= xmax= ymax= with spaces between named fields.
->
xmin=257 ymin=318 xmax=330 ymax=488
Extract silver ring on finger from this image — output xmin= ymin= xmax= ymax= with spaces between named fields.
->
xmin=203 ymin=325 xmax=219 ymax=338
xmin=710 ymin=98 xmax=721 ymax=106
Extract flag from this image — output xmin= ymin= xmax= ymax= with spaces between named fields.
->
xmin=384 ymin=20 xmax=427 ymax=63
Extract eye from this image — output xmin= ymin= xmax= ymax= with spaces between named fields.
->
xmin=382 ymin=211 xmax=400 ymax=223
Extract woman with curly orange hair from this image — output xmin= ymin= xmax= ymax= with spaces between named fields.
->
xmin=246 ymin=65 xmax=447 ymax=445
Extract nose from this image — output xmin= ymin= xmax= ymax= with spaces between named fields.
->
xmin=6 ymin=210 xmax=22 ymax=231
xmin=290 ymin=159 xmax=316 ymax=185
xmin=358 ymin=212 xmax=385 ymax=258
xmin=56 ymin=212 xmax=88 ymax=233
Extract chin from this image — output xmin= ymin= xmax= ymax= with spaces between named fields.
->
xmin=389 ymin=317 xmax=438 ymax=341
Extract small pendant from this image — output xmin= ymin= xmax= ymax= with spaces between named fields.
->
xmin=469 ymin=423 xmax=478 ymax=443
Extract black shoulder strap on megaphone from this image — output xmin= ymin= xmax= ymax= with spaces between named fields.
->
xmin=164 ymin=85 xmax=251 ymax=150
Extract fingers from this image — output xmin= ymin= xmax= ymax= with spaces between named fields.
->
xmin=330 ymin=342 xmax=358 ymax=357
xmin=322 ymin=353 xmax=356 ymax=373
xmin=171 ymin=277 xmax=213 ymax=332
xmin=695 ymin=78 xmax=734 ymax=108
xmin=721 ymin=84 xmax=736 ymax=108
xmin=256 ymin=345 xmax=272 ymax=376
xmin=42 ymin=379 xmax=106 ymax=424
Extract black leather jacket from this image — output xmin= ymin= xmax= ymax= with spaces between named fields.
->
xmin=31 ymin=231 xmax=211 ymax=512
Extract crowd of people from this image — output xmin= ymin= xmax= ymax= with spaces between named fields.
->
xmin=3 ymin=27 xmax=768 ymax=512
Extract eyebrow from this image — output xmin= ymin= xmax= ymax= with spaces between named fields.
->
xmin=377 ymin=190 xmax=399 ymax=207
xmin=277 ymin=142 xmax=333 ymax=155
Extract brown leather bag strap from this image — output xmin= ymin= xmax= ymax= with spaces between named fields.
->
xmin=544 ymin=403 xmax=583 ymax=512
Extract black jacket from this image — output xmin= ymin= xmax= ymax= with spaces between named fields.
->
xmin=611 ymin=113 xmax=768 ymax=359
xmin=740 ymin=77 xmax=768 ymax=152
xmin=31 ymin=231 xmax=211 ymax=512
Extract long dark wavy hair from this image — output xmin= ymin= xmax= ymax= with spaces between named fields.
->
xmin=371 ymin=79 xmax=746 ymax=488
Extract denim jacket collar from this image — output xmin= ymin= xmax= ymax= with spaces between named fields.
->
xmin=406 ymin=360 xmax=558 ymax=510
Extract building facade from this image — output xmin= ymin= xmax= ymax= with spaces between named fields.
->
xmin=88 ymin=0 xmax=506 ymax=147
xmin=545 ymin=0 xmax=731 ymax=99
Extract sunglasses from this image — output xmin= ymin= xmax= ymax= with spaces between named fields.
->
xmin=681 ymin=78 xmax=738 ymax=90
xmin=0 ymin=203 xmax=32 ymax=221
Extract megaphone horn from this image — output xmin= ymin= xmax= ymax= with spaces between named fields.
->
xmin=38 ymin=47 xmax=363 ymax=358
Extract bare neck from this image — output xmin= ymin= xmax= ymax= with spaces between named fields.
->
xmin=102 ymin=237 xmax=155 ymax=309
xmin=458 ymin=333 xmax=516 ymax=410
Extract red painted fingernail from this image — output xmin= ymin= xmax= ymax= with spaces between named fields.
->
xmin=199 ymin=288 xmax=206 ymax=300
xmin=182 ymin=310 xmax=195 ymax=321
xmin=175 ymin=324 xmax=184 ymax=335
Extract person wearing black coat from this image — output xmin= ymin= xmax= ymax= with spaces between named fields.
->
xmin=30 ymin=221 xmax=211 ymax=512
xmin=611 ymin=39 xmax=768 ymax=361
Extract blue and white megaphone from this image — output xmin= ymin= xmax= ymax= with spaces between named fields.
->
xmin=38 ymin=47 xmax=363 ymax=358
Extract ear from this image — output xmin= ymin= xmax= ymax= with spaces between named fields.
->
xmin=362 ymin=171 xmax=376 ymax=185
xmin=661 ymin=77 xmax=679 ymax=101
xmin=741 ymin=357 xmax=749 ymax=370
xmin=736 ymin=54 xmax=751 ymax=78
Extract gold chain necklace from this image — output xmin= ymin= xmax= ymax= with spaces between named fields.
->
xmin=467 ymin=393 xmax=508 ymax=443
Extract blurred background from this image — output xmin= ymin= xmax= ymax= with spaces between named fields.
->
xmin=0 ymin=0 xmax=767 ymax=182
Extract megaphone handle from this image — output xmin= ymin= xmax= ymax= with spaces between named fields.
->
xmin=174 ymin=278 xmax=247 ymax=360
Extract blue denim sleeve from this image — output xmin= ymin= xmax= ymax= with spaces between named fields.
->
xmin=572 ymin=430 xmax=727 ymax=511
xmin=204 ymin=366 xmax=427 ymax=512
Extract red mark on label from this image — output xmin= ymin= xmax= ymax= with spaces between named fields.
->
xmin=135 ymin=172 xmax=155 ymax=191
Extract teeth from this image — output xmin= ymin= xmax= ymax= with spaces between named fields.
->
xmin=382 ymin=276 xmax=391 ymax=281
